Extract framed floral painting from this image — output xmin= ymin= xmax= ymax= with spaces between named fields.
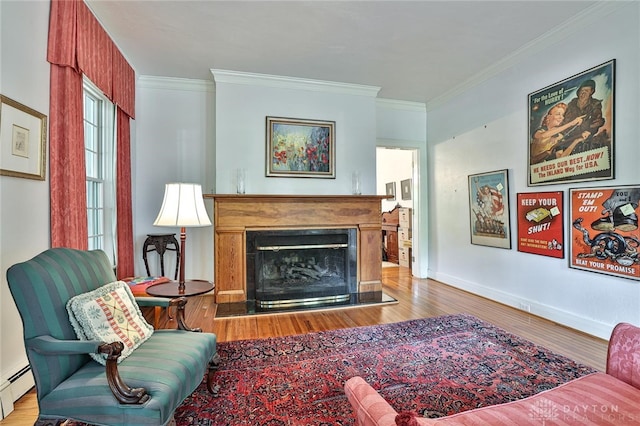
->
xmin=266 ymin=116 xmax=335 ymax=178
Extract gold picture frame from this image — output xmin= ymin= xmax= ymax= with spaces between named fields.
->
xmin=266 ymin=116 xmax=335 ymax=178
xmin=0 ymin=95 xmax=47 ymax=180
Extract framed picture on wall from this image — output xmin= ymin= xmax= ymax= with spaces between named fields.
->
xmin=569 ymin=185 xmax=640 ymax=281
xmin=385 ymin=182 xmax=396 ymax=200
xmin=401 ymin=179 xmax=412 ymax=200
xmin=0 ymin=95 xmax=47 ymax=180
xmin=468 ymin=169 xmax=511 ymax=249
xmin=266 ymin=116 xmax=335 ymax=178
xmin=528 ymin=60 xmax=615 ymax=186
xmin=516 ymin=191 xmax=564 ymax=258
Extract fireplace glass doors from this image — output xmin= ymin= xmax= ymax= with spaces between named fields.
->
xmin=246 ymin=228 xmax=357 ymax=308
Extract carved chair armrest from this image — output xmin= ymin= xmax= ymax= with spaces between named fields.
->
xmin=99 ymin=342 xmax=149 ymax=404
xmin=135 ymin=296 xmax=171 ymax=308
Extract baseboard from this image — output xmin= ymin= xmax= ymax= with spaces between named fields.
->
xmin=0 ymin=366 xmax=34 ymax=419
xmin=0 ymin=380 xmax=13 ymax=419
xmin=430 ymin=271 xmax=613 ymax=340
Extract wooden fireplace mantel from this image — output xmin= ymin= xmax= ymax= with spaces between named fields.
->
xmin=203 ymin=194 xmax=388 ymax=303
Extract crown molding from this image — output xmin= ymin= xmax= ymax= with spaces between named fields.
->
xmin=426 ymin=1 xmax=625 ymax=111
xmin=211 ymin=69 xmax=380 ymax=98
xmin=137 ymin=75 xmax=215 ymax=92
xmin=376 ymin=98 xmax=426 ymax=112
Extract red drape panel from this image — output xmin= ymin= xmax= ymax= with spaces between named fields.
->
xmin=112 ymin=48 xmax=136 ymax=119
xmin=47 ymin=0 xmax=77 ymax=68
xmin=111 ymin=29 xmax=135 ymax=277
xmin=49 ymin=64 xmax=88 ymax=249
xmin=116 ymin=108 xmax=134 ymax=278
xmin=77 ymin=1 xmax=113 ymax=98
xmin=48 ymin=0 xmax=136 ymax=267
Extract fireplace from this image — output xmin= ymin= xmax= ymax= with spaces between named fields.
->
xmin=205 ymin=194 xmax=387 ymax=305
xmin=246 ymin=228 xmax=357 ymax=308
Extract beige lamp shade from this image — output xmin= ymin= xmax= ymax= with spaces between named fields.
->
xmin=153 ymin=183 xmax=211 ymax=227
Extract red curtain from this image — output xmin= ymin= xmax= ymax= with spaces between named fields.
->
xmin=49 ymin=65 xmax=88 ymax=249
xmin=116 ymin=108 xmax=134 ymax=278
xmin=77 ymin=1 xmax=113 ymax=98
xmin=112 ymin=46 xmax=136 ymax=120
xmin=48 ymin=0 xmax=135 ymax=277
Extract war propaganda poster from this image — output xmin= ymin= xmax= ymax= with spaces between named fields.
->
xmin=516 ymin=192 xmax=564 ymax=258
xmin=468 ymin=169 xmax=511 ymax=249
xmin=570 ymin=186 xmax=640 ymax=281
xmin=528 ymin=60 xmax=615 ymax=186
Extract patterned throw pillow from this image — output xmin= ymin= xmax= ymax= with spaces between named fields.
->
xmin=66 ymin=280 xmax=154 ymax=365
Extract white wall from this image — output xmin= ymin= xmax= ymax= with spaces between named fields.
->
xmin=134 ymin=77 xmax=216 ymax=281
xmin=212 ymin=70 xmax=380 ymax=196
xmin=376 ymin=99 xmax=428 ymax=277
xmin=132 ymin=72 xmax=431 ymax=286
xmin=427 ymin=2 xmax=640 ymax=339
xmin=0 ymin=0 xmax=50 ymax=410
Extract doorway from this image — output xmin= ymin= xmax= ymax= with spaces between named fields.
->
xmin=376 ymin=147 xmax=418 ymax=274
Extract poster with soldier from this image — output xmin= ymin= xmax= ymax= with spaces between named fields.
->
xmin=468 ymin=169 xmax=511 ymax=249
xmin=528 ymin=60 xmax=615 ymax=186
xmin=570 ymin=185 xmax=640 ymax=281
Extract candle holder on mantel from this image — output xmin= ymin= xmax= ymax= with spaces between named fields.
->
xmin=352 ymin=171 xmax=362 ymax=195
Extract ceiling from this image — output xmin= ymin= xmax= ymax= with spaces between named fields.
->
xmin=86 ymin=1 xmax=599 ymax=105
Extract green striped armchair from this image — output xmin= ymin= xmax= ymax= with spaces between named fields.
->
xmin=6 ymin=248 xmax=220 ymax=426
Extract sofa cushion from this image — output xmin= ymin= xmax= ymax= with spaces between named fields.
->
xmin=66 ymin=280 xmax=154 ymax=364
xmin=345 ymin=373 xmax=640 ymax=426
xmin=38 ymin=330 xmax=218 ymax=425
xmin=425 ymin=372 xmax=640 ymax=425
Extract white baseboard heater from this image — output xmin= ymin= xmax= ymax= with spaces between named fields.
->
xmin=1 ymin=365 xmax=33 ymax=419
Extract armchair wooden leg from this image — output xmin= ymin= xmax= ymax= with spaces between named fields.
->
xmin=206 ymin=353 xmax=221 ymax=396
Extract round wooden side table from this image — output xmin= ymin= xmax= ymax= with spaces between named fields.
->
xmin=146 ymin=279 xmax=214 ymax=298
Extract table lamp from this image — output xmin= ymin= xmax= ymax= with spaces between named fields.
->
xmin=153 ymin=183 xmax=211 ymax=293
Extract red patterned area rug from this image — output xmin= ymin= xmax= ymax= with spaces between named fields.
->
xmin=175 ymin=313 xmax=595 ymax=425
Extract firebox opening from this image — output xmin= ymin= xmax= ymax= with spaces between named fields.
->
xmin=246 ymin=228 xmax=357 ymax=308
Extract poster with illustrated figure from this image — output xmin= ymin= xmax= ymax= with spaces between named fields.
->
xmin=528 ymin=60 xmax=615 ymax=186
xmin=468 ymin=169 xmax=511 ymax=249
xmin=517 ymin=192 xmax=564 ymax=258
xmin=570 ymin=185 xmax=640 ymax=281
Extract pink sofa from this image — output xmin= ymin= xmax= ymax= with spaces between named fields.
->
xmin=345 ymin=322 xmax=640 ymax=425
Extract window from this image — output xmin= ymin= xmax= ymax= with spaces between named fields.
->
xmin=84 ymin=79 xmax=117 ymax=264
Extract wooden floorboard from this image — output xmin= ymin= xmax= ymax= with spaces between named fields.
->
xmin=0 ymin=266 xmax=608 ymax=425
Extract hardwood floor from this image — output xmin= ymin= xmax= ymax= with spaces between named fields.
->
xmin=0 ymin=266 xmax=608 ymax=425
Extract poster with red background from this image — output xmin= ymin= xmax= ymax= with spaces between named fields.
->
xmin=517 ymin=192 xmax=564 ymax=258
xmin=569 ymin=185 xmax=640 ymax=280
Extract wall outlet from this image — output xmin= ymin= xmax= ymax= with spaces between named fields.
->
xmin=519 ymin=303 xmax=531 ymax=312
